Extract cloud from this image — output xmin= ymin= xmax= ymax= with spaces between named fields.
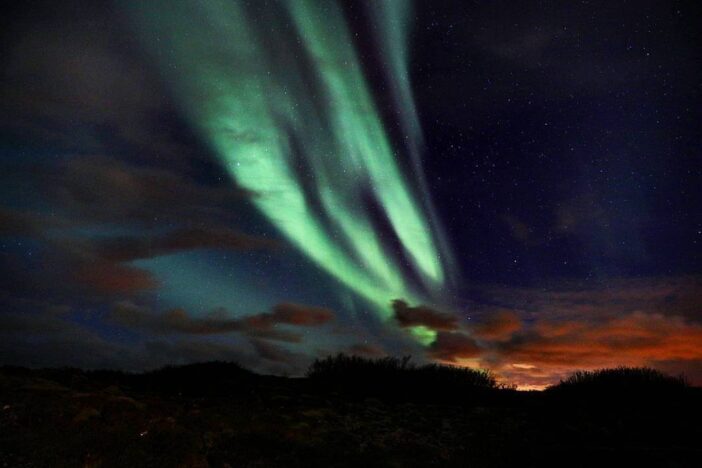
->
xmin=0 ymin=243 xmax=158 ymax=299
xmin=386 ymin=277 xmax=702 ymax=388
xmin=347 ymin=343 xmax=386 ymax=357
xmin=426 ymin=308 xmax=702 ymax=389
xmin=75 ymin=261 xmax=159 ymax=294
xmin=503 ymin=312 xmax=702 ymax=366
xmin=457 ymin=276 xmax=702 ymax=388
xmin=143 ymin=339 xmax=311 ymax=376
xmin=470 ymin=309 xmax=522 ymax=341
xmin=428 ymin=332 xmax=482 ymax=363
xmin=40 ymin=237 xmax=161 ymax=296
xmin=8 ymin=157 xmax=275 ymax=294
xmin=0 ymin=158 xmax=276 ymax=298
xmin=0 ymin=207 xmax=68 ymax=237
xmin=487 ymin=311 xmax=702 ymax=389
xmin=250 ymin=339 xmax=301 ymax=365
xmin=95 ymin=227 xmax=277 ymax=262
xmin=392 ymin=299 xmax=459 ymax=331
xmin=109 ymin=301 xmax=334 ymax=343
xmin=47 ymin=156 xmax=251 ymax=226
xmin=0 ymin=299 xmax=139 ymax=370
xmin=245 ymin=303 xmax=335 ymax=327
xmin=0 ymin=295 xmax=318 ymax=374
xmin=465 ymin=276 xmax=702 ymax=321
xmin=0 ymin=3 xmax=190 ymax=161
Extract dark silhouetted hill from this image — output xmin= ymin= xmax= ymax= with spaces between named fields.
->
xmin=1 ymin=360 xmax=700 ymax=467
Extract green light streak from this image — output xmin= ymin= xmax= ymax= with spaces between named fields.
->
xmin=371 ymin=0 xmax=457 ymax=285
xmin=126 ymin=0 xmax=450 ymax=344
xmin=287 ymin=0 xmax=443 ymax=286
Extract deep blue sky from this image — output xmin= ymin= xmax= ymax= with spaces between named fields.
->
xmin=411 ymin=0 xmax=701 ymax=287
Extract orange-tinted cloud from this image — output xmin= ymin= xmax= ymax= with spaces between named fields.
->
xmin=426 ymin=276 xmax=702 ymax=389
xmin=243 ymin=303 xmax=334 ymax=328
xmin=502 ymin=312 xmax=702 ymax=367
xmin=76 ymin=262 xmax=158 ymax=294
xmin=470 ymin=309 xmax=522 ymax=341
xmin=347 ymin=343 xmax=386 ymax=358
xmin=110 ymin=301 xmax=334 ymax=343
xmin=493 ymin=312 xmax=702 ymax=389
xmin=392 ymin=299 xmax=459 ymax=331
xmin=428 ymin=332 xmax=482 ymax=362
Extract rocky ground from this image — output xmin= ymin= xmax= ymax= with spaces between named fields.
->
xmin=1 ymin=363 xmax=700 ymax=467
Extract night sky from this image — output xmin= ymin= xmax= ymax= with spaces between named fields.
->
xmin=1 ymin=0 xmax=701 ymax=389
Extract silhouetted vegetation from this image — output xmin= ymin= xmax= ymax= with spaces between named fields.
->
xmin=1 ymin=359 xmax=700 ymax=467
xmin=307 ymin=354 xmax=416 ymax=378
xmin=307 ymin=353 xmax=497 ymax=386
xmin=553 ymin=366 xmax=689 ymax=390
xmin=546 ymin=366 xmax=693 ymax=406
xmin=307 ymin=354 xmax=502 ymax=402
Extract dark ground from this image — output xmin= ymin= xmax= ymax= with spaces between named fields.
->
xmin=1 ymin=361 xmax=700 ymax=467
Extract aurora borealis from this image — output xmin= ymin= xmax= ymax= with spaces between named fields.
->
xmin=127 ymin=1 xmax=451 ymax=340
xmin=1 ymin=0 xmax=702 ymax=389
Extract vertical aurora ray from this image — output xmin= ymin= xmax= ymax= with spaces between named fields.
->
xmin=126 ymin=0 xmax=452 ymax=341
xmin=370 ymin=0 xmax=458 ymax=286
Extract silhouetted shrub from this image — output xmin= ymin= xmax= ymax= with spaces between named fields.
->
xmin=306 ymin=354 xmax=499 ymax=401
xmin=552 ymin=367 xmax=688 ymax=391
xmin=546 ymin=366 xmax=691 ymax=407
xmin=307 ymin=354 xmax=416 ymax=379
xmin=413 ymin=362 xmax=499 ymax=389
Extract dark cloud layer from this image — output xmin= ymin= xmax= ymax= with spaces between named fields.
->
xmin=0 ymin=294 xmax=332 ymax=375
xmin=392 ymin=299 xmax=458 ymax=331
xmin=428 ymin=332 xmax=481 ymax=362
xmin=346 ymin=343 xmax=387 ymax=358
xmin=0 ymin=208 xmax=68 ymax=237
xmin=470 ymin=310 xmax=521 ymax=341
xmin=47 ymin=156 xmax=252 ymax=227
xmin=109 ymin=301 xmax=334 ymax=343
xmin=0 ymin=153 xmax=280 ymax=297
xmin=95 ymin=227 xmax=277 ymax=262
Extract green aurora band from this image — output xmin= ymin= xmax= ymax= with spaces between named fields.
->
xmin=127 ymin=0 xmax=453 ymax=343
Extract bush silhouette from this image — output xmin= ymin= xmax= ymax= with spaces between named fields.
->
xmin=546 ymin=366 xmax=691 ymax=407
xmin=551 ymin=366 xmax=688 ymax=391
xmin=306 ymin=353 xmax=499 ymax=401
xmin=307 ymin=354 xmax=416 ymax=379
